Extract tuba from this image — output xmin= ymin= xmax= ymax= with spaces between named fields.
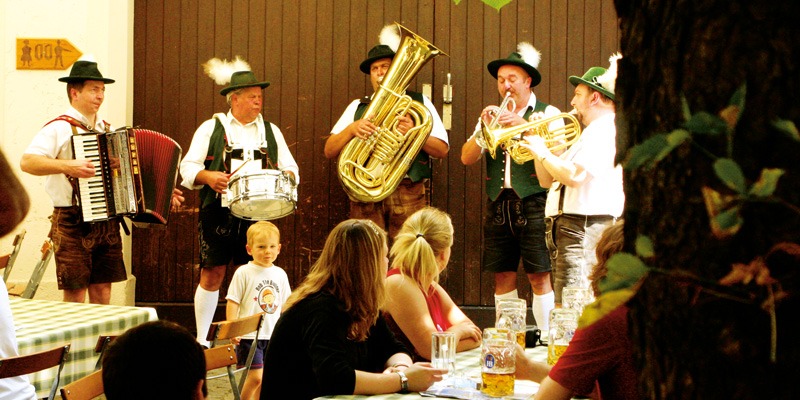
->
xmin=479 ymin=111 xmax=582 ymax=164
xmin=337 ymin=24 xmax=446 ymax=202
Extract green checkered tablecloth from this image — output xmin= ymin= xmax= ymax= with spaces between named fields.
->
xmin=316 ymin=345 xmax=547 ymax=399
xmin=10 ymin=298 xmax=158 ymax=397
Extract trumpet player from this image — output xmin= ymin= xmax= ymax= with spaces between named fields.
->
xmin=519 ymin=55 xmax=625 ymax=306
xmin=461 ymin=43 xmax=560 ymax=331
xmin=324 ymin=25 xmax=449 ymax=241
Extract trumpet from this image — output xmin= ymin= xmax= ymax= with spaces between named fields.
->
xmin=476 ymin=92 xmax=515 ymax=152
xmin=480 ymin=109 xmax=582 ymax=164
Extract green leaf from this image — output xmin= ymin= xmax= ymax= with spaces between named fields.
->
xmin=635 ymin=235 xmax=655 ymax=258
xmin=624 ymin=134 xmax=669 ymax=170
xmin=452 ymin=0 xmax=463 ymax=4
xmin=685 ymin=111 xmax=729 ymax=136
xmin=714 ymin=205 xmax=743 ymax=231
xmin=713 ymin=158 xmax=747 ymax=194
xmin=481 ymin=0 xmax=514 ymax=11
xmin=749 ymin=168 xmax=785 ymax=198
xmin=653 ymin=129 xmax=690 ymax=162
xmin=599 ymin=253 xmax=649 ymax=294
xmin=771 ymin=119 xmax=800 ymax=142
xmin=578 ymin=289 xmax=636 ymax=329
xmin=729 ymin=84 xmax=746 ymax=109
xmin=681 ymin=95 xmax=691 ymax=122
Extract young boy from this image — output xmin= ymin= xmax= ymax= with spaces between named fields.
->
xmin=226 ymin=221 xmax=291 ymax=400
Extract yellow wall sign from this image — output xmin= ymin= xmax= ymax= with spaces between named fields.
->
xmin=17 ymin=38 xmax=82 ymax=70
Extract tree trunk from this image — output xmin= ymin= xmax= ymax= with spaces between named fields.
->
xmin=614 ymin=1 xmax=800 ymax=398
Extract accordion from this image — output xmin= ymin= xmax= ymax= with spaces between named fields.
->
xmin=71 ymin=128 xmax=182 ymax=224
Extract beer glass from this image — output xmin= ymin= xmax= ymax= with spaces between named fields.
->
xmin=562 ymin=287 xmax=593 ymax=314
xmin=495 ymin=298 xmax=527 ymax=347
xmin=481 ymin=328 xmax=516 ymax=397
xmin=431 ymin=331 xmax=456 ymax=379
xmin=547 ymin=308 xmax=580 ymax=365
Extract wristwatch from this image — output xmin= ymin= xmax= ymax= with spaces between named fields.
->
xmin=397 ymin=370 xmax=409 ymax=392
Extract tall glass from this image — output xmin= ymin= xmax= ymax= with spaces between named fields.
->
xmin=495 ymin=298 xmax=526 ymax=347
xmin=562 ymin=287 xmax=593 ymax=315
xmin=431 ymin=331 xmax=456 ymax=379
xmin=480 ymin=328 xmax=516 ymax=397
xmin=547 ymin=308 xmax=579 ymax=365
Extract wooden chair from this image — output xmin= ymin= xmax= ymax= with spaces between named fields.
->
xmin=93 ymin=335 xmax=118 ymax=371
xmin=1 ymin=230 xmax=25 ymax=291
xmin=59 ymin=369 xmax=103 ymax=400
xmin=8 ymin=239 xmax=54 ymax=299
xmin=0 ymin=344 xmax=70 ymax=400
xmin=205 ymin=312 xmax=266 ymax=400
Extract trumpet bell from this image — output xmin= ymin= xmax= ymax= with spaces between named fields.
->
xmin=479 ymin=112 xmax=582 ymax=164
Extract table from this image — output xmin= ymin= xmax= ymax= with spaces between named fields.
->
xmin=9 ymin=298 xmax=158 ymax=397
xmin=316 ymin=346 xmax=547 ymax=399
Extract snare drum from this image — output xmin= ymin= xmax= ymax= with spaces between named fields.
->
xmin=226 ymin=169 xmax=297 ymax=220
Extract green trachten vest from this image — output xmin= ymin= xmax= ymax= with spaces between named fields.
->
xmin=354 ymin=91 xmax=432 ymax=182
xmin=199 ymin=116 xmax=279 ymax=208
xmin=485 ymin=100 xmax=549 ymax=201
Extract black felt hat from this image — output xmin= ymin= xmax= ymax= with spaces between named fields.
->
xmin=359 ymin=44 xmax=395 ymax=75
xmin=220 ymin=71 xmax=270 ymax=96
xmin=58 ymin=61 xmax=115 ymax=84
xmin=487 ymin=51 xmax=541 ymax=88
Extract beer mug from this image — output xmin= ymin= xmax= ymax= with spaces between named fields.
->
xmin=547 ymin=308 xmax=580 ymax=365
xmin=481 ymin=328 xmax=516 ymax=397
xmin=431 ymin=332 xmax=456 ymax=379
xmin=495 ymin=298 xmax=526 ymax=347
xmin=562 ymin=287 xmax=593 ymax=314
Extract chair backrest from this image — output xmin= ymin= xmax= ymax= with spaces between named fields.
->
xmin=204 ymin=345 xmax=238 ymax=371
xmin=0 ymin=344 xmax=70 ymax=400
xmin=206 ymin=312 xmax=266 ymax=344
xmin=60 ymin=369 xmax=104 ymax=400
xmin=93 ymin=335 xmax=118 ymax=371
xmin=1 ymin=229 xmax=26 ymax=281
xmin=8 ymin=239 xmax=54 ymax=299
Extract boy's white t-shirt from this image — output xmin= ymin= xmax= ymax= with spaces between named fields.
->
xmin=225 ymin=262 xmax=292 ymax=340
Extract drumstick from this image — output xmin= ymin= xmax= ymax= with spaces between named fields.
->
xmin=230 ymin=159 xmax=250 ymax=175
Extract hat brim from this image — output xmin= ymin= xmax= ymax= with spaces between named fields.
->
xmin=58 ymin=76 xmax=115 ymax=84
xmin=569 ymin=76 xmax=614 ymax=100
xmin=359 ymin=54 xmax=395 ymax=75
xmin=220 ymin=81 xmax=270 ymax=96
xmin=487 ymin=59 xmax=541 ymax=88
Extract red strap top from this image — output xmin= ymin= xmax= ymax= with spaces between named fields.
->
xmin=387 ymin=268 xmax=451 ymax=332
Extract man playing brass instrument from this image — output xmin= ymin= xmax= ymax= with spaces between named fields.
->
xmin=461 ymin=43 xmax=559 ymax=331
xmin=520 ymin=55 xmax=625 ymax=306
xmin=324 ymin=25 xmax=449 ymax=241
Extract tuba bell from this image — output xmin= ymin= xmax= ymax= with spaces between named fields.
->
xmin=479 ymin=111 xmax=582 ymax=164
xmin=337 ymin=24 xmax=446 ymax=202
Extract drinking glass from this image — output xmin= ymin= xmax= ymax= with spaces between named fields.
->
xmin=495 ymin=298 xmax=526 ymax=347
xmin=431 ymin=331 xmax=456 ymax=379
xmin=547 ymin=308 xmax=580 ymax=365
xmin=562 ymin=287 xmax=593 ymax=314
xmin=480 ymin=328 xmax=516 ymax=397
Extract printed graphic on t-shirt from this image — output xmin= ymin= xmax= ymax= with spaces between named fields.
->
xmin=256 ymin=279 xmax=282 ymax=314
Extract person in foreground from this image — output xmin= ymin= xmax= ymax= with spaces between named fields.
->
xmin=102 ymin=320 xmax=207 ymax=400
xmin=262 ymin=219 xmax=447 ymax=399
xmin=383 ymin=207 xmax=482 ymax=361
xmin=514 ymin=222 xmax=637 ymax=400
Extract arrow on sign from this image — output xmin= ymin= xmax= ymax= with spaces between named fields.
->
xmin=16 ymin=38 xmax=83 ymax=70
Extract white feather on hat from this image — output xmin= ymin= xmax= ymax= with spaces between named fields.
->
xmin=379 ymin=24 xmax=402 ymax=53
xmin=596 ymin=53 xmax=622 ymax=95
xmin=517 ymin=42 xmax=541 ymax=69
xmin=203 ymin=56 xmax=251 ymax=86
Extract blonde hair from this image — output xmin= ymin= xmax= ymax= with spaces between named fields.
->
xmin=390 ymin=207 xmax=454 ymax=291
xmin=246 ymin=221 xmax=280 ymax=246
xmin=589 ymin=221 xmax=625 ymax=297
xmin=284 ymin=219 xmax=387 ymax=341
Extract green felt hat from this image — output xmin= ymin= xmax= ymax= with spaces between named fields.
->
xmin=487 ymin=52 xmax=541 ymax=88
xmin=359 ymin=45 xmax=395 ymax=75
xmin=220 ymin=71 xmax=270 ymax=96
xmin=58 ymin=61 xmax=115 ymax=84
xmin=569 ymin=67 xmax=615 ymax=100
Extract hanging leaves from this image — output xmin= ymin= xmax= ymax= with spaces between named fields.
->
xmin=713 ymin=158 xmax=747 ymax=194
xmin=701 ymin=186 xmax=742 ymax=239
xmin=635 ymin=235 xmax=655 ymax=258
xmin=749 ymin=168 xmax=785 ymax=198
xmin=578 ymin=288 xmax=636 ymax=329
xmin=599 ymin=252 xmax=650 ymax=294
xmin=771 ymin=119 xmax=799 ymax=142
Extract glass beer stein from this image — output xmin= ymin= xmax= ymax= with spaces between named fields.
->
xmin=495 ymin=298 xmax=527 ymax=348
xmin=547 ymin=308 xmax=580 ymax=365
xmin=562 ymin=287 xmax=594 ymax=315
xmin=481 ymin=328 xmax=516 ymax=397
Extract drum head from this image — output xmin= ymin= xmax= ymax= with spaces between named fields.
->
xmin=228 ymin=170 xmax=297 ymax=221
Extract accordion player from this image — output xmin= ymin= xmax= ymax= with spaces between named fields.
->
xmin=71 ymin=128 xmax=182 ymax=224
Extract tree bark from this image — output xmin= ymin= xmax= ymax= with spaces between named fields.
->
xmin=614 ymin=1 xmax=800 ymax=398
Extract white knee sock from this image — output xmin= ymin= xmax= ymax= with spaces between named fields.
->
xmin=533 ymin=291 xmax=555 ymax=332
xmin=194 ymin=286 xmax=219 ymax=347
xmin=494 ymin=289 xmax=519 ymax=306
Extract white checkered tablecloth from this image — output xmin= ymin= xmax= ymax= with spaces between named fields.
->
xmin=316 ymin=346 xmax=547 ymax=399
xmin=10 ymin=298 xmax=158 ymax=397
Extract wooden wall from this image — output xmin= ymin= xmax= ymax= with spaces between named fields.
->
xmin=131 ymin=0 xmax=620 ymax=322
